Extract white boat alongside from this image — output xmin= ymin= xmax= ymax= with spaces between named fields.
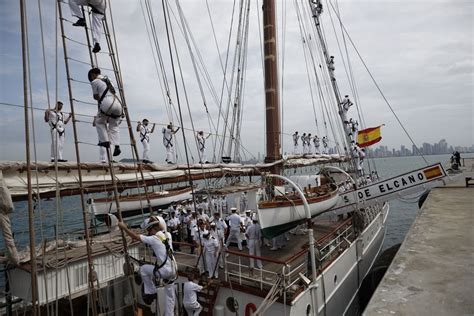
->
xmin=87 ymin=186 xmax=193 ymax=217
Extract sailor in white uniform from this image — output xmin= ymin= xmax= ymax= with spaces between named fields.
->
xmin=183 ymin=273 xmax=204 ymax=316
xmin=44 ymin=101 xmax=71 ymax=162
xmin=306 ymin=133 xmax=312 ymax=154
xmin=88 ymin=68 xmax=122 ymax=158
xmin=341 ymin=95 xmax=353 ymax=113
xmin=211 ymin=212 xmax=228 ymax=268
xmin=162 ymin=123 xmax=180 ymax=164
xmin=245 ymin=215 xmax=263 ymax=269
xmin=240 ymin=191 xmax=248 ymax=212
xmin=69 ymin=0 xmax=105 ymax=53
xmin=202 ymin=230 xmax=220 ymax=278
xmin=348 ymin=120 xmax=359 ymax=142
xmin=353 ymin=143 xmax=366 ymax=174
xmin=313 ymin=135 xmax=320 ymax=154
xmin=196 ymin=131 xmax=211 ymax=163
xmin=322 ymin=136 xmax=329 ymax=154
xmin=292 ymin=131 xmax=299 ymax=154
xmin=302 ymin=133 xmax=307 ymax=154
xmin=137 ymin=119 xmax=155 ymax=164
xmin=118 ymin=216 xmax=177 ymax=315
xmin=225 ymin=208 xmax=243 ymax=251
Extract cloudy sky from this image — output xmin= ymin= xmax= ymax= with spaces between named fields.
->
xmin=0 ymin=0 xmax=472 ymax=163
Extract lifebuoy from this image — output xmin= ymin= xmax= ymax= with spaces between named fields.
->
xmin=245 ymin=303 xmax=257 ymax=316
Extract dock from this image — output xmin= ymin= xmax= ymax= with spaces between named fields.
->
xmin=364 ymin=160 xmax=474 ymax=315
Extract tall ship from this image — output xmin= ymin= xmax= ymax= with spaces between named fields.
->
xmin=0 ymin=1 xmax=457 ymax=315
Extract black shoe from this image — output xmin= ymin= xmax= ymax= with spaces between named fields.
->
xmin=142 ymin=159 xmax=153 ymax=164
xmin=58 ymin=159 xmax=68 ymax=162
xmin=113 ymin=146 xmax=121 ymax=157
xmin=167 ymin=161 xmax=173 ymax=164
xmin=72 ymin=18 xmax=86 ymax=27
xmin=98 ymin=141 xmax=110 ymax=148
xmin=50 ymin=159 xmax=55 ymax=162
xmin=92 ymin=43 xmax=101 ymax=53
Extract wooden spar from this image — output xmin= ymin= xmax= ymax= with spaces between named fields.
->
xmin=262 ymin=0 xmax=282 ymax=176
xmin=57 ymin=2 xmax=99 ymax=314
xmin=20 ymin=0 xmax=39 ymax=313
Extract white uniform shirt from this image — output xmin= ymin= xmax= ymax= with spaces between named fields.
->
xmin=140 ymin=231 xmax=173 ymax=267
xmin=198 ymin=213 xmax=210 ymax=223
xmin=212 ymin=218 xmax=228 ymax=233
xmin=48 ymin=111 xmax=65 ymax=133
xmin=91 ymin=75 xmax=113 ymax=100
xmin=163 ymin=127 xmax=173 ymax=147
xmin=167 ymin=217 xmax=180 ymax=232
xmin=183 ymin=281 xmax=203 ymax=305
xmin=203 ymin=236 xmax=219 ymax=254
xmin=245 ymin=223 xmax=262 ymax=241
xmin=140 ymin=125 xmax=151 ymax=142
xmin=292 ymin=133 xmax=299 ymax=145
xmin=197 ymin=134 xmax=205 ymax=151
xmin=228 ymin=213 xmax=242 ymax=230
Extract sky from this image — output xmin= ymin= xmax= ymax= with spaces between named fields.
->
xmin=0 ymin=0 xmax=472 ymax=163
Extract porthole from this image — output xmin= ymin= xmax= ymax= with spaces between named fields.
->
xmin=306 ymin=304 xmax=311 ymax=315
xmin=226 ymin=297 xmax=239 ymax=313
xmin=334 ymin=274 xmax=338 ymax=284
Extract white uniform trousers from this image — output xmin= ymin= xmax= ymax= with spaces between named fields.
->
xmin=95 ymin=113 xmax=120 ymax=146
xmin=50 ymin=130 xmax=65 ymax=160
xmin=205 ymin=250 xmax=218 ymax=278
xmin=142 ymin=139 xmax=150 ymax=161
xmin=226 ymin=228 xmax=242 ymax=250
xmin=302 ymin=144 xmax=308 ymax=154
xmin=140 ymin=263 xmax=174 ymax=294
xmin=314 ymin=146 xmax=320 ymax=155
xmin=184 ymin=301 xmax=202 ymax=316
xmin=198 ymin=148 xmax=206 ymax=163
xmin=293 ymin=144 xmax=298 ymax=154
xmin=165 ymin=145 xmax=174 ymax=163
xmin=248 ymin=239 xmax=263 ymax=269
xmin=69 ymin=0 xmax=105 ymax=45
xmin=99 ymin=146 xmax=106 ymax=163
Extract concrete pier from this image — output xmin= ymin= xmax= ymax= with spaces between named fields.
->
xmin=364 ymin=165 xmax=474 ymax=315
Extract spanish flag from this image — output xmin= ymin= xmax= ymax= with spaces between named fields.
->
xmin=357 ymin=125 xmax=384 ymax=148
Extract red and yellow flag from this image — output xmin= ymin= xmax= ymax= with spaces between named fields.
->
xmin=357 ymin=125 xmax=384 ymax=148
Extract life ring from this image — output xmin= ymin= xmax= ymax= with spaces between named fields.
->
xmin=245 ymin=303 xmax=257 ymax=316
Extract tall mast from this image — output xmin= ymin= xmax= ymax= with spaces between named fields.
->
xmin=309 ymin=1 xmax=357 ymax=168
xmin=262 ymin=0 xmax=281 ymax=175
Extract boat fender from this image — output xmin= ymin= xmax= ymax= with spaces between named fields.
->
xmin=245 ymin=303 xmax=257 ymax=316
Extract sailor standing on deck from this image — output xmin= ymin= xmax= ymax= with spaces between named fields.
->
xmin=167 ymin=211 xmax=181 ymax=251
xmin=292 ymin=131 xmax=300 ymax=154
xmin=118 ymin=216 xmax=177 ymax=315
xmin=226 ymin=208 xmax=243 ymax=251
xmin=137 ymin=119 xmax=155 ymax=164
xmin=202 ymin=230 xmax=220 ymax=278
xmin=240 ymin=191 xmax=248 ymax=212
xmin=306 ymin=133 xmax=313 ymax=154
xmin=196 ymin=131 xmax=211 ymax=164
xmin=44 ymin=101 xmax=71 ymax=162
xmin=69 ymin=0 xmax=105 ymax=53
xmin=162 ymin=122 xmax=180 ymax=164
xmin=245 ymin=215 xmax=263 ymax=270
xmin=88 ymin=68 xmax=123 ymax=158
xmin=212 ymin=212 xmax=228 ymax=268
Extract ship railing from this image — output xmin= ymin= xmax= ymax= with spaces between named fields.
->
xmin=317 ymin=224 xmax=354 ymax=263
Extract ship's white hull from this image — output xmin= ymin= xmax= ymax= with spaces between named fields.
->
xmin=213 ymin=203 xmax=389 ymax=315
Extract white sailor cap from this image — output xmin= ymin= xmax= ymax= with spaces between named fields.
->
xmin=142 ymin=216 xmax=167 ymax=231
xmin=245 ymin=210 xmax=252 ymax=213
xmin=252 ymin=214 xmax=258 ymax=221
xmin=231 ymin=207 xmax=237 ymax=212
xmin=203 ymin=230 xmax=210 ymax=237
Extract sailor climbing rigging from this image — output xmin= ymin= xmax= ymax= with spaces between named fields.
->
xmin=69 ymin=0 xmax=105 ymax=53
xmin=88 ymin=67 xmax=122 ymax=158
xmin=118 ymin=216 xmax=177 ymax=315
xmin=137 ymin=119 xmax=155 ymax=164
xmin=196 ymin=130 xmax=211 ymax=163
xmin=341 ymin=95 xmax=353 ymax=112
xmin=162 ymin=123 xmax=180 ymax=164
xmin=44 ymin=101 xmax=71 ymax=162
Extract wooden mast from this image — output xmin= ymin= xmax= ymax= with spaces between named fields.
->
xmin=262 ymin=0 xmax=282 ymax=176
xmin=19 ymin=0 xmax=39 ymax=313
